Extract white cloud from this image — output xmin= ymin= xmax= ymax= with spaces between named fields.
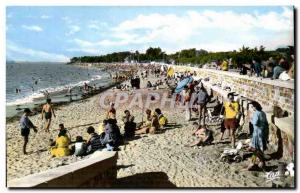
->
xmin=7 ymin=41 xmax=69 ymax=62
xmin=88 ymin=24 xmax=101 ymax=30
xmin=87 ymin=21 xmax=108 ymax=30
xmin=66 ymin=48 xmax=100 ymax=55
xmin=41 ymin=15 xmax=52 ymax=19
xmin=22 ymin=25 xmax=43 ymax=32
xmin=102 ymin=7 xmax=293 ymax=52
xmin=66 ymin=7 xmax=293 ymax=54
xmin=66 ymin=25 xmax=80 ymax=36
xmin=70 ymin=37 xmax=133 ymax=54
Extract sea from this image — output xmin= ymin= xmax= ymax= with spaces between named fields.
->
xmin=6 ymin=62 xmax=111 ymax=117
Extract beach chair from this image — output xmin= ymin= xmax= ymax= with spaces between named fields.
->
xmin=205 ymin=105 xmax=223 ymax=125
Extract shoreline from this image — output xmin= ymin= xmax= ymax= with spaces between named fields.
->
xmin=6 ymin=80 xmax=124 ymax=123
xmin=6 ymin=62 xmax=114 ymax=119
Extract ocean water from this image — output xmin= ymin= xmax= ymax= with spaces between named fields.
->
xmin=6 ymin=62 xmax=110 ymax=106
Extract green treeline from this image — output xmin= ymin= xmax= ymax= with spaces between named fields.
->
xmin=69 ymin=45 xmax=294 ymax=67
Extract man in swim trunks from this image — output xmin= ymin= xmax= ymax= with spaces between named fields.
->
xmin=220 ymin=93 xmax=239 ymax=148
xmin=41 ymin=98 xmax=56 ymax=132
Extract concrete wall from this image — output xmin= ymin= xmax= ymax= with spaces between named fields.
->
xmin=172 ymin=65 xmax=294 ymax=161
xmin=8 ymin=151 xmax=118 ymax=188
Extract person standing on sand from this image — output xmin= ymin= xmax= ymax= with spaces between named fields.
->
xmin=182 ymin=86 xmax=192 ymax=121
xmin=220 ymin=93 xmax=239 ymax=148
xmin=106 ymin=102 xmax=116 ymax=120
xmin=247 ymin=101 xmax=269 ymax=170
xmin=195 ymin=83 xmax=209 ymax=125
xmin=41 ymin=98 xmax=56 ymax=132
xmin=20 ymin=108 xmax=38 ymax=154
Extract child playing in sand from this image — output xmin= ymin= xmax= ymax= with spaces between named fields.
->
xmin=188 ymin=122 xmax=214 ymax=147
xmin=20 ymin=108 xmax=38 ymax=154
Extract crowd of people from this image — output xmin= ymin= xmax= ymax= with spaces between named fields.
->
xmin=163 ymin=67 xmax=270 ymax=170
xmin=19 ymin=62 xmax=272 ymax=172
xmin=217 ymin=55 xmax=294 ymax=81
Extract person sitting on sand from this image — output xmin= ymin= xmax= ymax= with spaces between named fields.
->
xmin=100 ymin=119 xmax=122 ymax=150
xmin=20 ymin=108 xmax=38 ymax=154
xmin=86 ymin=126 xmax=103 ymax=154
xmin=41 ymin=98 xmax=56 ymax=132
xmin=57 ymin=123 xmax=67 ymax=133
xmin=122 ymin=110 xmax=136 ymax=138
xmin=106 ymin=102 xmax=116 ymax=120
xmin=136 ymin=110 xmax=160 ymax=135
xmin=189 ymin=122 xmax=214 ymax=147
xmin=50 ymin=129 xmax=71 ymax=157
xmin=98 ymin=119 xmax=108 ymax=135
xmin=155 ymin=108 xmax=168 ymax=128
xmin=73 ymin=136 xmax=87 ymax=157
xmin=136 ymin=109 xmax=152 ymax=130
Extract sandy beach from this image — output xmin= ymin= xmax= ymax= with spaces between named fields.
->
xmin=6 ymin=72 xmax=292 ymax=187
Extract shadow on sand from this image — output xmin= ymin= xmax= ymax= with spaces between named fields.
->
xmin=156 ymin=123 xmax=183 ymax=134
xmin=114 ymin=172 xmax=176 ymax=188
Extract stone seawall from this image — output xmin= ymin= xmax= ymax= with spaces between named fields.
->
xmin=172 ymin=65 xmax=294 ymax=161
xmin=172 ymin=66 xmax=294 ymax=116
xmin=8 ymin=151 xmax=118 ymax=188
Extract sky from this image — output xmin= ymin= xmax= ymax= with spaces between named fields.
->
xmin=6 ymin=6 xmax=294 ymax=62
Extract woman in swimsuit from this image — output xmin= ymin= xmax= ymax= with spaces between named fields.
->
xmin=41 ymin=98 xmax=56 ymax=132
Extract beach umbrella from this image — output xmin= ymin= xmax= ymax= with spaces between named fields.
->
xmin=174 ymin=76 xmax=193 ymax=93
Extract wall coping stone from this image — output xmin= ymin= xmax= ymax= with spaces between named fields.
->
xmin=173 ymin=66 xmax=294 ymax=90
xmin=8 ymin=151 xmax=117 ymax=188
